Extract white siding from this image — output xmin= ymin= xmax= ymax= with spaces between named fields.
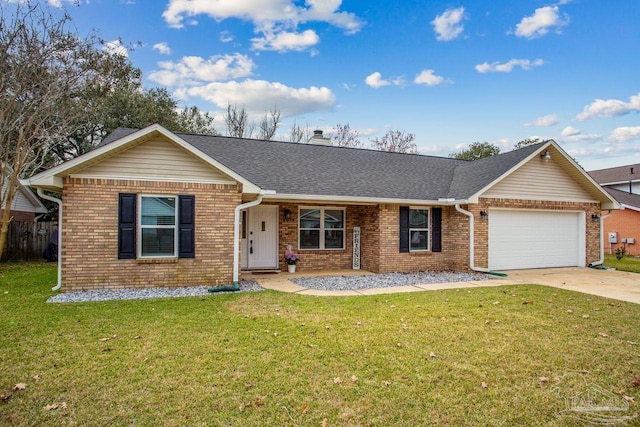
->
xmin=1 ymin=181 xmax=38 ymax=212
xmin=482 ymin=156 xmax=597 ymax=202
xmin=74 ymin=138 xmax=236 ymax=184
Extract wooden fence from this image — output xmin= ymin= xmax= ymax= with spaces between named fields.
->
xmin=1 ymin=220 xmax=57 ymax=261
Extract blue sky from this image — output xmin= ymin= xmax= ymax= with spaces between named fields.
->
xmin=55 ymin=0 xmax=639 ymax=170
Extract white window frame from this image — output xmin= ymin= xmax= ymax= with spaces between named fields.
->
xmin=298 ymin=206 xmax=346 ymax=250
xmin=138 ymin=194 xmax=178 ymax=259
xmin=409 ymin=206 xmax=430 ymax=252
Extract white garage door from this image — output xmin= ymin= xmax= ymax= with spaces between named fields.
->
xmin=488 ymin=209 xmax=585 ymax=270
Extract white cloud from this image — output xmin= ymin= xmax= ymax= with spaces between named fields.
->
xmin=149 ymin=54 xmax=255 ymax=87
xmin=364 ymin=72 xmax=404 ymax=88
xmin=576 ymin=92 xmax=640 ymax=121
xmin=556 ymin=126 xmax=601 ymax=143
xmin=514 ymin=6 xmax=569 ymax=39
xmin=252 ymin=29 xmax=319 ymax=52
xmin=162 ymin=0 xmax=361 ymax=54
xmin=152 ymin=42 xmax=172 ymax=55
xmin=561 ymin=126 xmax=581 ymax=137
xmin=365 ymin=72 xmax=389 ymax=88
xmin=609 ymin=126 xmax=640 ymax=143
xmin=181 ymin=79 xmax=335 ymax=117
xmin=220 ymin=31 xmax=234 ymax=43
xmin=102 ymin=40 xmax=128 ymax=58
xmin=47 ymin=0 xmax=82 ymax=7
xmin=524 ymin=114 xmax=559 ymax=127
xmin=431 ymin=7 xmax=465 ymax=41
xmin=475 ymin=58 xmax=544 ymax=73
xmin=413 ymin=69 xmax=450 ymax=86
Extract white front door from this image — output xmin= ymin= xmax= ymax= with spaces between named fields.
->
xmin=246 ymin=205 xmax=278 ymax=269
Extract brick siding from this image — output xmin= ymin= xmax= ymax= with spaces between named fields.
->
xmin=61 ymin=177 xmax=241 ymax=292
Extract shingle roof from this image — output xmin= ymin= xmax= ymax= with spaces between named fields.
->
xmin=589 ymin=164 xmax=640 ymax=184
xmin=98 ymin=128 xmax=545 ymax=201
xmin=604 ymin=187 xmax=640 ymax=209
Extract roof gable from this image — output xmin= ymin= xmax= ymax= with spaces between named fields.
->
xmin=26 ymin=125 xmax=260 ymax=193
xmin=74 ymin=137 xmax=236 ymax=184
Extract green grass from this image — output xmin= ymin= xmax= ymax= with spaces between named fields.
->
xmin=1 ymin=262 xmax=640 ymax=426
xmin=604 ymin=253 xmax=640 ymax=273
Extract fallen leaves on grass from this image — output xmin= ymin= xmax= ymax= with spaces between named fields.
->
xmin=350 ymin=375 xmax=358 ymax=384
xmin=599 ymin=332 xmax=609 ymax=338
xmin=429 ymin=352 xmax=436 ymax=358
xmin=582 ymin=315 xmax=590 ymax=319
xmin=33 ymin=375 xmax=40 ymax=382
xmin=99 ymin=335 xmax=117 ymax=342
xmin=522 ymin=300 xmax=534 ymax=305
xmin=382 ymin=381 xmax=391 ymax=387
xmin=481 ymin=382 xmax=488 ymax=389
xmin=631 ymin=375 xmax=640 ymax=387
xmin=44 ymin=402 xmax=67 ymax=411
xmin=13 ymin=383 xmax=26 ymax=391
xmin=0 ymin=394 xmax=12 ymax=402
xmin=539 ymin=377 xmax=549 ymax=387
xmin=333 ymin=377 xmax=342 ymax=384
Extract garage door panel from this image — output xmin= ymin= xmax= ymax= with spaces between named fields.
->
xmin=488 ymin=210 xmax=584 ymax=270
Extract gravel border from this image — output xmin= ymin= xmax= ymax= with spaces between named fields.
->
xmin=291 ymin=271 xmax=493 ymax=291
xmin=47 ymin=280 xmax=263 ymax=303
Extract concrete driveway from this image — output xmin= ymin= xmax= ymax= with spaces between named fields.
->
xmin=502 ymin=267 xmax=640 ymax=304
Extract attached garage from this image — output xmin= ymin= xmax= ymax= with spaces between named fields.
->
xmin=488 ymin=209 xmax=585 ymax=270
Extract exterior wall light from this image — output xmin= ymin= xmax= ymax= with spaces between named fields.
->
xmin=540 ymin=150 xmax=551 ymax=162
xmin=283 ymin=208 xmax=292 ymax=221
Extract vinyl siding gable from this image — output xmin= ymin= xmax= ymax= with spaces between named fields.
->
xmin=481 ymin=155 xmax=597 ymax=202
xmin=74 ymin=138 xmax=237 ymax=184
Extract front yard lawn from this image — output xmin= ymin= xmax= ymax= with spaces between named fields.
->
xmin=604 ymin=253 xmax=640 ymax=273
xmin=1 ymin=262 xmax=639 ymax=425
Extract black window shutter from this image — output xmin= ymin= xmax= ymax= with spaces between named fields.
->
xmin=432 ymin=207 xmax=442 ymax=252
xmin=178 ymin=195 xmax=195 ymax=258
xmin=118 ymin=193 xmax=136 ymax=259
xmin=399 ymin=206 xmax=409 ymax=253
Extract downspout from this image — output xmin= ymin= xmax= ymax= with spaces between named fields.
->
xmin=589 ymin=210 xmax=613 ymax=268
xmin=208 ymin=194 xmax=264 ymax=293
xmin=454 ymin=204 xmax=507 ymax=277
xmin=36 ymin=189 xmax=62 ymax=291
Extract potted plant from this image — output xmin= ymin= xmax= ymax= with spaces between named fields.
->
xmin=284 ymin=245 xmax=299 ymax=273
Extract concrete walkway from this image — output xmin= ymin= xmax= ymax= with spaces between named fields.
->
xmin=243 ymin=267 xmax=640 ymax=304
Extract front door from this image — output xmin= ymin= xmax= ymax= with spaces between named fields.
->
xmin=245 ymin=205 xmax=278 ymax=269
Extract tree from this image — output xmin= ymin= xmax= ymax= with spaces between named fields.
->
xmin=331 ymin=123 xmax=362 ymax=148
xmin=513 ymin=137 xmax=543 ymax=150
xmin=449 ymin=142 xmax=501 ymax=160
xmin=224 ymin=104 xmax=254 ymax=138
xmin=0 ymin=1 xmax=111 ymax=259
xmin=370 ymin=129 xmax=417 ymax=153
xmin=175 ymin=106 xmax=217 ymax=135
xmin=55 ymin=46 xmax=217 ymax=161
xmin=257 ymin=106 xmax=281 ymax=141
xmin=287 ymin=119 xmax=312 ymax=143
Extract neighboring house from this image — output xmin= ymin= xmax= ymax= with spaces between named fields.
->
xmin=589 ymin=164 xmax=640 ymax=256
xmin=1 ymin=176 xmax=48 ymax=222
xmin=24 ymin=124 xmax=617 ymax=292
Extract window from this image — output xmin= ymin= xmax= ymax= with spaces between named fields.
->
xmin=140 ymin=195 xmax=177 ymax=257
xmin=409 ymin=208 xmax=429 ymax=251
xmin=118 ymin=193 xmax=195 ymax=260
xmin=299 ymin=207 xmax=345 ymax=250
